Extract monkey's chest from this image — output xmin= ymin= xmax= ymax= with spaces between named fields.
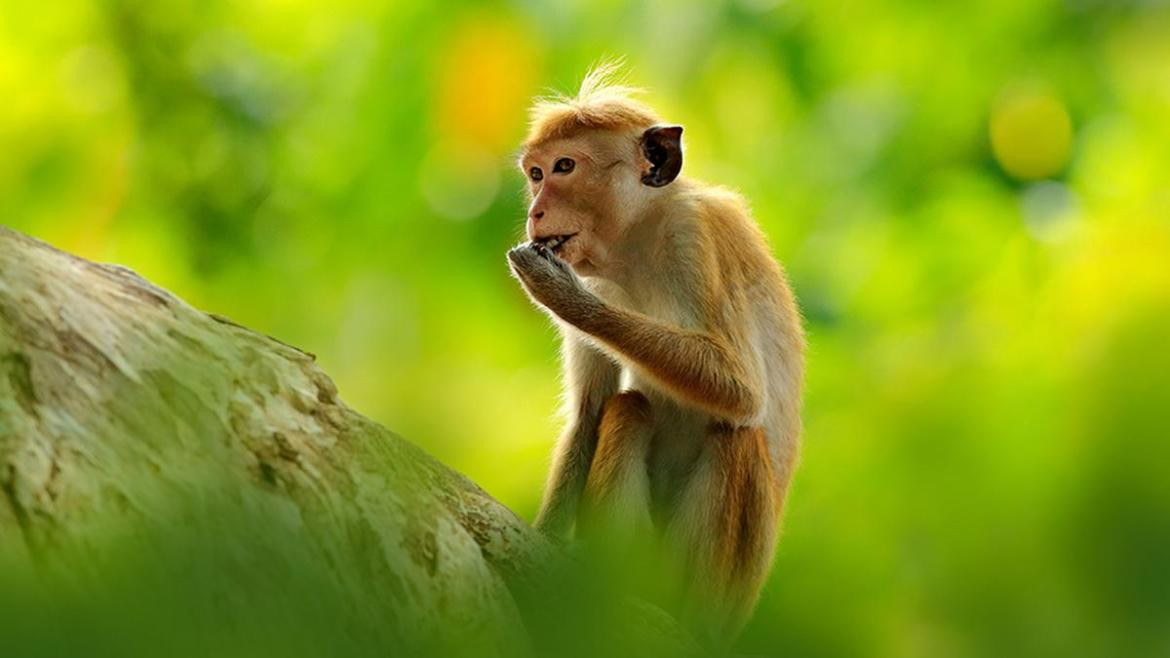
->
xmin=619 ymin=369 xmax=710 ymax=512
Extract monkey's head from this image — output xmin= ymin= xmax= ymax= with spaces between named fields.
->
xmin=518 ymin=64 xmax=683 ymax=274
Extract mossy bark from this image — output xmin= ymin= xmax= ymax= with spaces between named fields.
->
xmin=0 ymin=227 xmax=554 ymax=655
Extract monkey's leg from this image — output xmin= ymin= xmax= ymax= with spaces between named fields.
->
xmin=577 ymin=390 xmax=656 ymax=543
xmin=534 ymin=334 xmax=619 ymax=538
xmin=665 ymin=425 xmax=785 ymax=644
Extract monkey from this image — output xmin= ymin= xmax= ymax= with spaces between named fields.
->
xmin=506 ymin=64 xmax=805 ymax=644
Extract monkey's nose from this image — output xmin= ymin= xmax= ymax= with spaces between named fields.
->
xmin=532 ymin=210 xmax=545 ymax=220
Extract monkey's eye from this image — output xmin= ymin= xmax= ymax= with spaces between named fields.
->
xmin=529 ymin=167 xmax=543 ymax=182
xmin=553 ymin=157 xmax=575 ymax=174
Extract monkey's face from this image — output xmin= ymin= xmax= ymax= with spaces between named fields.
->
xmin=520 ymin=135 xmax=628 ymax=271
xmin=519 ymin=127 xmax=683 ymax=274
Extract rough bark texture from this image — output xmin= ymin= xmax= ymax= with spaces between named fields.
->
xmin=0 ymin=227 xmax=557 ymax=654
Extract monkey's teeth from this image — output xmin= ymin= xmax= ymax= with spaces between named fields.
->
xmin=537 ymin=234 xmax=573 ymax=252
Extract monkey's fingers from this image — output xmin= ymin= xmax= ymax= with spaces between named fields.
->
xmin=507 ymin=246 xmax=545 ymax=293
xmin=507 ymin=243 xmax=539 ymax=274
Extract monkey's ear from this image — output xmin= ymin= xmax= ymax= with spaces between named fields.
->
xmin=640 ymin=125 xmax=683 ymax=187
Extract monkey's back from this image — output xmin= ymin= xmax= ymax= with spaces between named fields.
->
xmin=694 ymin=185 xmax=806 ymax=488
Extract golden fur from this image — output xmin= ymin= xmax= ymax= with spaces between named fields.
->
xmin=507 ymin=63 xmax=805 ymax=645
xmin=524 ymin=61 xmax=661 ymax=147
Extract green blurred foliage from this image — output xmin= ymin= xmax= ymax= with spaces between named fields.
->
xmin=2 ymin=0 xmax=1170 ymax=655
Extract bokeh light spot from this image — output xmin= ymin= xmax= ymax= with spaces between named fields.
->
xmin=1020 ymin=180 xmax=1080 ymax=243
xmin=990 ymin=86 xmax=1073 ymax=180
xmin=419 ymin=140 xmax=500 ymax=221
xmin=434 ymin=16 xmax=539 ymax=152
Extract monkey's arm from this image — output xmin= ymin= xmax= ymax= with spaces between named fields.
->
xmin=575 ymin=304 xmax=761 ymax=423
xmin=534 ymin=333 xmax=619 ymax=537
xmin=508 ymin=244 xmax=761 ymax=423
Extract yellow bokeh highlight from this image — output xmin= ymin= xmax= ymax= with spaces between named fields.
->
xmin=433 ymin=16 xmax=540 ymax=152
xmin=990 ymin=87 xmax=1073 ymax=180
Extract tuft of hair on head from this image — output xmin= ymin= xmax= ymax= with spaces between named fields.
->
xmin=524 ymin=59 xmax=662 ymax=149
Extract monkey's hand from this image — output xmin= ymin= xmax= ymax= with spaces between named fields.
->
xmin=507 ymin=242 xmax=598 ymax=324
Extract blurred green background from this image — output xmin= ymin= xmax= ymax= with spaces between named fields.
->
xmin=3 ymin=0 xmax=1169 ymax=655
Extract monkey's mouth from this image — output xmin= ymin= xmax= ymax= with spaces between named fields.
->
xmin=537 ymin=233 xmax=577 ymax=255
